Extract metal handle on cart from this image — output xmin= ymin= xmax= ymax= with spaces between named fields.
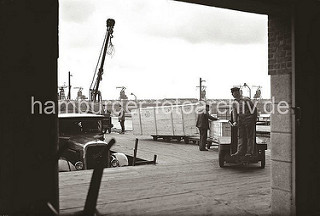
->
xmin=228 ymin=120 xmax=234 ymax=126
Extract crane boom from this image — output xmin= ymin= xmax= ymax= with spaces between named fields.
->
xmin=89 ymin=18 xmax=115 ymax=102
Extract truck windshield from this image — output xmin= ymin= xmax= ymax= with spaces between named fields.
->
xmin=59 ymin=118 xmax=102 ymax=135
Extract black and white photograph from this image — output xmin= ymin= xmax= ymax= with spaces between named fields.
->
xmin=1 ymin=0 xmax=319 ymax=215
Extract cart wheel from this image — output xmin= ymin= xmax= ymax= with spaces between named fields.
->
xmin=260 ymin=150 xmax=265 ymax=168
xmin=219 ymin=150 xmax=227 ymax=168
xmin=152 ymin=136 xmax=158 ymax=141
xmin=176 ymin=137 xmax=182 ymax=142
xmin=184 ymin=137 xmax=189 ymax=144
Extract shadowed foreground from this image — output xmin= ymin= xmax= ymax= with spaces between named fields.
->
xmin=59 ymin=132 xmax=271 ymax=215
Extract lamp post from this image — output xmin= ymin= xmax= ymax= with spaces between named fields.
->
xmin=243 ymin=83 xmax=251 ymax=98
xmin=130 ymin=92 xmax=137 ymax=100
xmin=130 ymin=93 xmax=138 ymax=108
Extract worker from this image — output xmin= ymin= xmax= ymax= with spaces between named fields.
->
xmin=118 ymin=105 xmax=125 ymax=134
xmin=230 ymin=87 xmax=257 ymax=156
xmin=196 ymin=104 xmax=218 ymax=151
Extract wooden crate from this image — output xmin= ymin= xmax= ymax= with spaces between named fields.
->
xmin=210 ymin=120 xmax=232 ymax=138
xmin=131 ymin=104 xmax=198 ymax=136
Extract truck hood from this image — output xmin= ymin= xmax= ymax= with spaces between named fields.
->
xmin=63 ymin=134 xmax=106 ymax=151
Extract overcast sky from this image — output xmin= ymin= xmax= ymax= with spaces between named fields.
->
xmin=58 ymin=0 xmax=269 ymax=100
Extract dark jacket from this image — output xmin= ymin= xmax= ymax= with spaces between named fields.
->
xmin=118 ymin=109 xmax=125 ymax=121
xmin=231 ymin=96 xmax=257 ymax=125
xmin=196 ymin=112 xmax=218 ymax=130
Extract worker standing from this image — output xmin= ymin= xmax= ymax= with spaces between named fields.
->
xmin=118 ymin=105 xmax=125 ymax=134
xmin=230 ymin=87 xmax=257 ymax=156
xmin=196 ymin=104 xmax=218 ymax=151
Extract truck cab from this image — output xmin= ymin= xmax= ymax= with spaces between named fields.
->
xmin=58 ymin=113 xmax=110 ymax=171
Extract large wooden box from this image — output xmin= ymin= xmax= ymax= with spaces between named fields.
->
xmin=131 ymin=104 xmax=198 ymax=136
xmin=210 ymin=120 xmax=232 ymax=138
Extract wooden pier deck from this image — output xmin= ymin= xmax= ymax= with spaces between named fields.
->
xmin=59 ymin=132 xmax=271 ymax=216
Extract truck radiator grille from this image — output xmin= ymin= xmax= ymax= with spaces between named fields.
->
xmin=85 ymin=145 xmax=108 ymax=169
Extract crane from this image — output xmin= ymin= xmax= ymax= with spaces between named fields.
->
xmin=89 ymin=18 xmax=115 ymax=102
xmin=116 ymin=86 xmax=128 ymax=100
xmin=58 ymin=83 xmax=68 ymax=100
xmin=252 ymin=85 xmax=262 ymax=99
xmin=74 ymin=87 xmax=87 ymax=100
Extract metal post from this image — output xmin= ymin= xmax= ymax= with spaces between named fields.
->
xmin=153 ymin=155 xmax=157 ymax=164
xmin=68 ymin=71 xmax=71 ymax=99
xmin=133 ymin=138 xmax=138 ymax=166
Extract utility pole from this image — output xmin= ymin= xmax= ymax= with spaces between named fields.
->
xmin=68 ymin=71 xmax=72 ymax=99
xmin=197 ymin=78 xmax=206 ymax=101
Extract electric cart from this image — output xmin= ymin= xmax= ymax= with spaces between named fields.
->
xmin=218 ymin=121 xmax=267 ymax=168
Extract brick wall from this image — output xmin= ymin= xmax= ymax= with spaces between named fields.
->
xmin=268 ymin=13 xmax=294 ymax=216
xmin=268 ymin=14 xmax=292 ymax=75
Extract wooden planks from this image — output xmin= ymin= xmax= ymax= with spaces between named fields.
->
xmin=131 ymin=109 xmax=142 ymax=135
xmin=155 ymin=106 xmax=173 ymax=135
xmin=131 ymin=104 xmax=198 ymax=137
xmin=60 ymin=132 xmax=271 ymax=216
xmin=60 ymin=162 xmax=271 ymax=216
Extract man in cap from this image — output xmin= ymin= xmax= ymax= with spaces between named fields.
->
xmin=230 ymin=87 xmax=257 ymax=156
xmin=196 ymin=104 xmax=218 ymax=151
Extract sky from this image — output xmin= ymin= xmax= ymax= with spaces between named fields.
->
xmin=58 ymin=0 xmax=269 ymax=100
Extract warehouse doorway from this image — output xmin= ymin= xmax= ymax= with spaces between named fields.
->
xmin=58 ymin=0 xmax=273 ymax=215
xmin=6 ymin=0 xmax=320 ymax=215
